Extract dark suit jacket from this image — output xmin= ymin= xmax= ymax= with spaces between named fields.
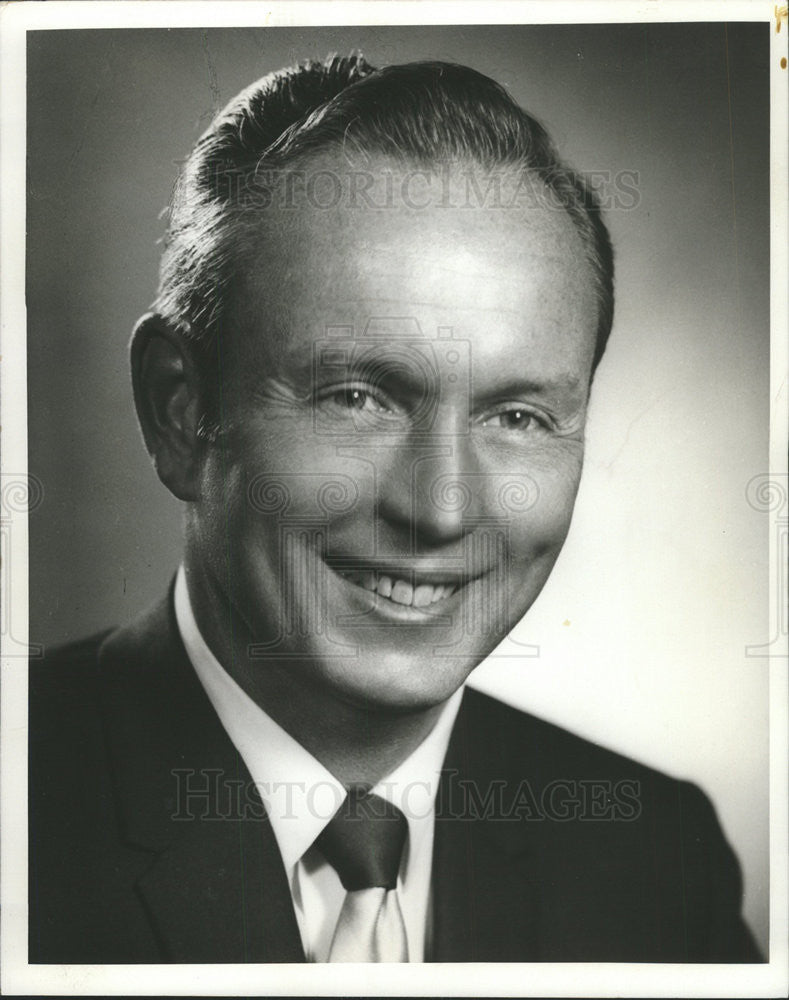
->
xmin=29 ymin=590 xmax=763 ymax=963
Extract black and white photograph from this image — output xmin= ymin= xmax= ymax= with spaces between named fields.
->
xmin=1 ymin=1 xmax=786 ymax=996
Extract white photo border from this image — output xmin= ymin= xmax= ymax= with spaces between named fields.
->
xmin=2 ymin=1 xmax=786 ymax=996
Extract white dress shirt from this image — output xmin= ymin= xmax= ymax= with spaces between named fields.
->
xmin=173 ymin=566 xmax=463 ymax=962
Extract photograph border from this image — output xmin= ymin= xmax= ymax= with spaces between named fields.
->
xmin=2 ymin=1 xmax=787 ymax=996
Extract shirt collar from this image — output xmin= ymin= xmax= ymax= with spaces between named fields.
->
xmin=173 ymin=566 xmax=462 ymax=873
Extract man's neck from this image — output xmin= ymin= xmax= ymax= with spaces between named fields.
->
xmin=181 ymin=559 xmax=450 ymax=788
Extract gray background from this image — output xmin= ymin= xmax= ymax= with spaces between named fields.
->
xmin=27 ymin=24 xmax=769 ymax=952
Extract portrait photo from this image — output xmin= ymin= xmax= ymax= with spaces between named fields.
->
xmin=2 ymin=2 xmax=786 ymax=997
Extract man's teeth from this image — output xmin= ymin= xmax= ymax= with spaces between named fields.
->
xmin=343 ymin=572 xmax=458 ymax=606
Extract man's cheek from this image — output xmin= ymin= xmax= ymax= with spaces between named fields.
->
xmin=535 ymin=451 xmax=585 ymax=520
xmin=509 ymin=481 xmax=580 ymax=562
xmin=199 ymin=449 xmax=245 ymax=515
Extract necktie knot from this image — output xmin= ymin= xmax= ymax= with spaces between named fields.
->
xmin=315 ymin=786 xmax=408 ymax=891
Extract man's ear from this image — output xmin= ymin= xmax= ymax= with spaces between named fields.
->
xmin=130 ymin=313 xmax=204 ymax=502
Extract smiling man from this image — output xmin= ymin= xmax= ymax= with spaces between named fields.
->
xmin=29 ymin=55 xmax=761 ymax=964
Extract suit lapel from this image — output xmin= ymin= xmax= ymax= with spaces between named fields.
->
xmin=98 ymin=587 xmax=304 ymax=963
xmin=431 ymin=688 xmax=542 ymax=962
xmin=135 ymin=795 xmax=303 ymax=963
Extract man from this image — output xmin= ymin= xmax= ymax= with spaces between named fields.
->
xmin=29 ymin=54 xmax=761 ymax=963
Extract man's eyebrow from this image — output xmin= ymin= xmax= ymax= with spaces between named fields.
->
xmin=304 ymin=354 xmax=585 ymax=398
xmin=473 ymin=374 xmax=585 ymax=398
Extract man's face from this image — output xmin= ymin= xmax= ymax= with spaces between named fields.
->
xmin=190 ymin=162 xmax=599 ymax=713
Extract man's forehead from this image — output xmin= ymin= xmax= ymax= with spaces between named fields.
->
xmin=219 ymin=153 xmax=597 ymax=377
xmin=231 ymin=154 xmax=590 ymax=322
xmin=232 ymin=216 xmax=589 ymax=338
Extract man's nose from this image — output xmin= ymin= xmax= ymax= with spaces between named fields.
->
xmin=377 ymin=423 xmax=483 ymax=546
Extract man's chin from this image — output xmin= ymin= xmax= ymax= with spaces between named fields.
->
xmin=309 ymin=647 xmax=485 ymax=716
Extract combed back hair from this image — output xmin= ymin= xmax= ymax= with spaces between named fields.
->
xmin=155 ymin=54 xmax=614 ymax=396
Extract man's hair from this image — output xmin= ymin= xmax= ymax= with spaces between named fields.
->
xmin=154 ymin=54 xmax=614 ymax=405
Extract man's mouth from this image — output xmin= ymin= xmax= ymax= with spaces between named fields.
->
xmin=337 ymin=570 xmax=461 ymax=608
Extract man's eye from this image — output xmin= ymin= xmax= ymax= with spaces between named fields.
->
xmin=324 ymin=387 xmax=395 ymax=417
xmin=337 ymin=388 xmax=374 ymax=411
xmin=479 ymin=408 xmax=544 ymax=432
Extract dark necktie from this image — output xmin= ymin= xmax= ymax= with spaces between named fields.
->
xmin=315 ymin=787 xmax=410 ymax=962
